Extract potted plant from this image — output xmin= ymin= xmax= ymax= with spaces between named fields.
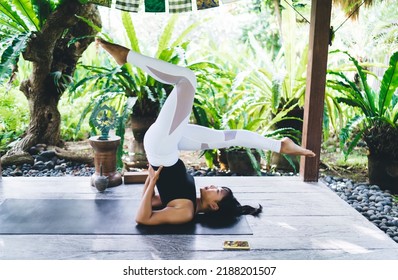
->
xmin=89 ymin=104 xmax=122 ymax=189
xmin=228 ymin=14 xmax=308 ymax=172
xmin=328 ymin=50 xmax=398 ymax=192
xmin=222 ymin=38 xmax=304 ymax=173
xmin=219 ymin=91 xmax=299 ymax=175
xmin=189 ymin=33 xmax=302 ymax=174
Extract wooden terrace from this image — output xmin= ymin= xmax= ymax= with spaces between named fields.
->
xmin=1 ymin=176 xmax=398 ymax=260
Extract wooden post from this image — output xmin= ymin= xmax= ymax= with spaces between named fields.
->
xmin=300 ymin=0 xmax=332 ymax=182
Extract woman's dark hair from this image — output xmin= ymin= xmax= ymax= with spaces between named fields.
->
xmin=213 ymin=187 xmax=262 ymax=217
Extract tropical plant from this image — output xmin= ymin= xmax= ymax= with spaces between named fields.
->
xmin=233 ymin=0 xmax=309 ymax=137
xmin=367 ymin=3 xmax=398 ymax=57
xmin=328 ymin=50 xmax=398 ymax=190
xmin=71 ymin=13 xmax=205 ymax=167
xmin=187 ymin=21 xmax=305 ymax=172
xmin=215 ymin=0 xmax=311 ymax=173
xmin=58 ymin=94 xmax=93 ymax=141
xmin=237 ymin=35 xmax=307 ymax=123
xmin=0 ymin=0 xmax=101 ymax=166
xmin=72 ymin=13 xmax=201 ymax=118
xmin=328 ymin=50 xmax=398 ymax=158
xmin=0 ymin=88 xmax=29 ymax=152
xmin=223 ymin=90 xmax=302 ymax=173
xmin=220 ymin=32 xmax=305 ymax=172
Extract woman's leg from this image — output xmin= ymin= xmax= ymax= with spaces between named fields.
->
xmin=96 ymin=39 xmax=314 ymax=159
xmin=97 ymin=38 xmax=197 ymax=166
xmin=178 ymin=124 xmax=315 ymax=156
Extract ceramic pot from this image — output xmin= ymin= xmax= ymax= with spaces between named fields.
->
xmin=89 ymin=135 xmax=122 ymax=188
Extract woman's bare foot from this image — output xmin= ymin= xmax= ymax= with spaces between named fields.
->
xmin=280 ymin=137 xmax=316 ymax=157
xmin=95 ymin=38 xmax=129 ymax=66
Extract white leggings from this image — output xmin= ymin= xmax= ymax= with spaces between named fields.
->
xmin=125 ymin=51 xmax=282 ymax=167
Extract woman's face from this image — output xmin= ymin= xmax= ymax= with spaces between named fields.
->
xmin=200 ymin=185 xmax=229 ymax=204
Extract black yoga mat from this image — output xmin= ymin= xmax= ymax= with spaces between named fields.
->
xmin=0 ymin=199 xmax=252 ymax=235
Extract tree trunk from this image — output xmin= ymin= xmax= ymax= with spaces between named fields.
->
xmin=1 ymin=0 xmax=101 ymax=167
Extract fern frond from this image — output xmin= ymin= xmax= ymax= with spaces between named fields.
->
xmin=339 ymin=115 xmax=364 ymax=151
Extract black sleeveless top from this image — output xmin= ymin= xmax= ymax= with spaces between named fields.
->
xmin=152 ymin=159 xmax=197 ymax=211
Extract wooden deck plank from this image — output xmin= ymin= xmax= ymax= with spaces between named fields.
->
xmin=1 ymin=235 xmax=397 ymax=260
xmin=0 ymin=177 xmax=397 ymax=260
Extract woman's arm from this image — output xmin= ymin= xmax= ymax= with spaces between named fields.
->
xmin=141 ymin=174 xmax=151 ymax=197
xmin=136 ymin=204 xmax=194 ymax=225
xmin=135 ymin=166 xmax=162 ymax=224
xmin=141 ymin=169 xmax=163 ymax=208
xmin=135 ymin=166 xmax=194 ymax=225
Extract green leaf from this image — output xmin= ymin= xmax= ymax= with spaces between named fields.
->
xmin=67 ymin=35 xmax=96 ymax=47
xmin=31 ymin=0 xmax=53 ymax=29
xmin=344 ymin=51 xmax=378 ymax=116
xmin=328 ymin=72 xmax=372 ymax=117
xmin=339 ymin=115 xmax=364 ymax=153
xmin=171 ymin=20 xmax=201 ymax=49
xmin=336 ymin=97 xmax=363 ymax=109
xmin=115 ymin=96 xmax=136 ymax=168
xmin=343 ymin=127 xmax=366 ymax=160
xmin=12 ymin=0 xmax=40 ymax=31
xmin=0 ymin=32 xmax=30 ymax=83
xmin=271 ymin=78 xmax=281 ymax=112
xmin=156 ymin=14 xmax=177 ymax=58
xmin=0 ymin=0 xmax=29 ymax=31
xmin=379 ymin=51 xmax=398 ymax=116
xmin=204 ymin=150 xmax=215 ymax=169
xmin=121 ymin=12 xmax=141 ymax=53
xmin=157 ymin=48 xmax=174 ymax=64
xmin=282 ymin=154 xmax=297 ymax=173
xmin=0 ymin=17 xmax=25 ymax=33
xmin=74 ymin=15 xmax=110 ymax=40
xmin=393 ymin=108 xmax=398 ymax=125
xmin=245 ymin=148 xmax=262 ymax=176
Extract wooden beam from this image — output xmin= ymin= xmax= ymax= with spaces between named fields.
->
xmin=300 ymin=0 xmax=332 ymax=182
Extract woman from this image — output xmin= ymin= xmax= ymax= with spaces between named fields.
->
xmin=96 ymin=38 xmax=315 ymax=226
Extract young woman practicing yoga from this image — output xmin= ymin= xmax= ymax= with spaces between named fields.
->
xmin=96 ymin=38 xmax=315 ymax=226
